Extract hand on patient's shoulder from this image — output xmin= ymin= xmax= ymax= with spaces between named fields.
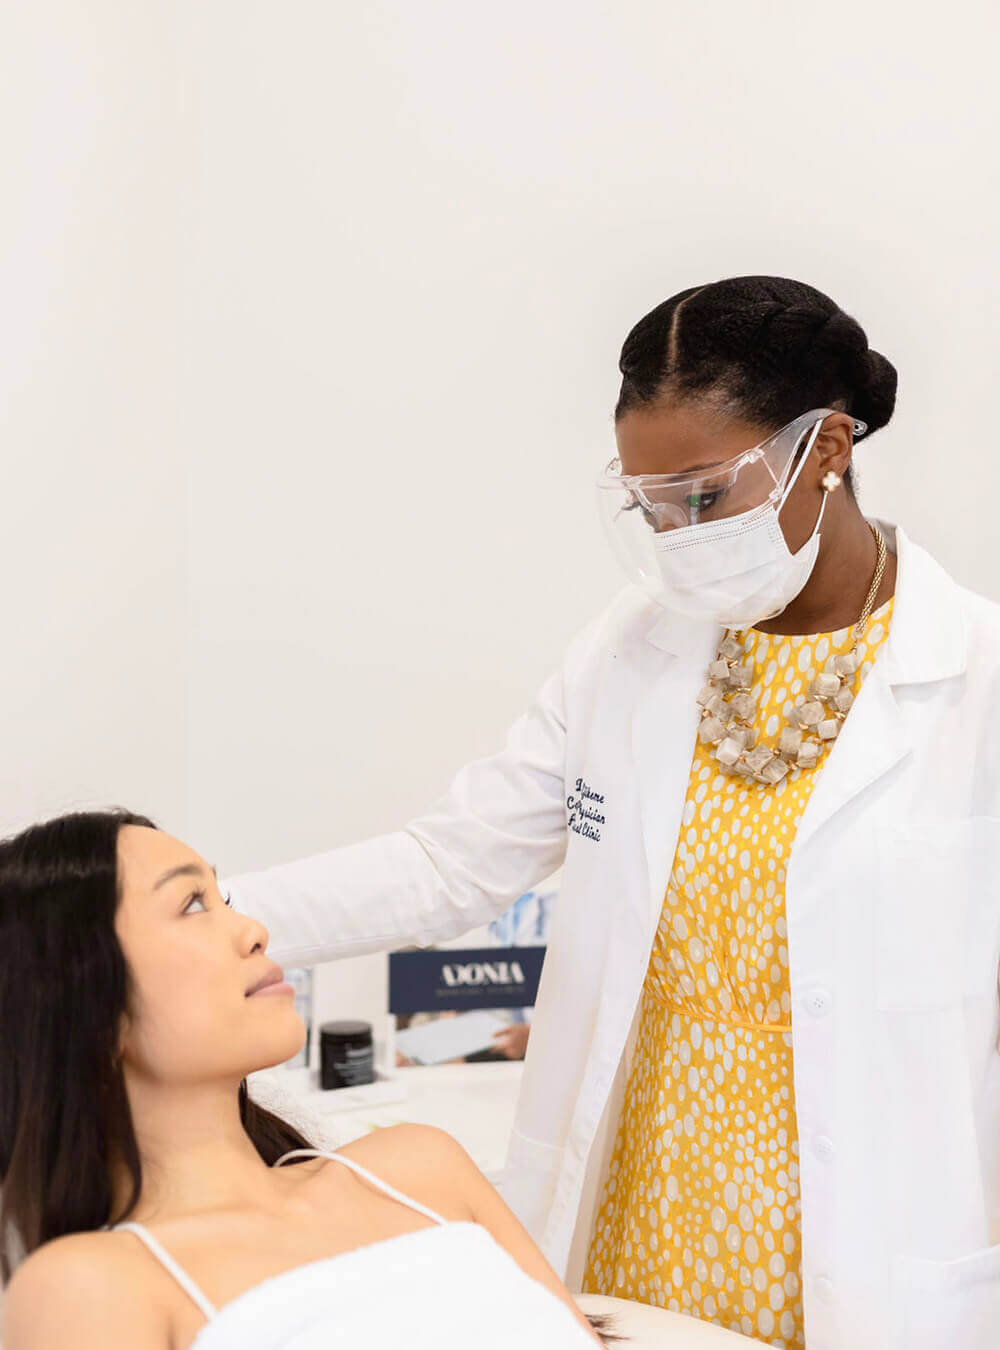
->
xmin=3 ymin=1231 xmax=167 ymax=1350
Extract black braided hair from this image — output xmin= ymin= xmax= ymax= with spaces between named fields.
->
xmin=615 ymin=276 xmax=897 ymax=492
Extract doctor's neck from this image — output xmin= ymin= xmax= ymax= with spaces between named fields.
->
xmin=757 ymin=488 xmax=897 ymax=638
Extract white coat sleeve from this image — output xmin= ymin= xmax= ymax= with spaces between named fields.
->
xmin=221 ymin=614 xmax=605 ymax=969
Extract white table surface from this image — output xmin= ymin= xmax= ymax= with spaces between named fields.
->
xmin=249 ymin=1059 xmax=524 ymax=1184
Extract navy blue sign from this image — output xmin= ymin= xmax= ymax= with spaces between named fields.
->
xmin=388 ymin=945 xmax=546 ymax=1015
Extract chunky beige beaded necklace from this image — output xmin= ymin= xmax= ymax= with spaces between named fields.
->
xmin=696 ymin=523 xmax=888 ymax=785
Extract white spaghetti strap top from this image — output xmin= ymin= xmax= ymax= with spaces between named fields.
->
xmin=106 ymin=1146 xmax=599 ymax=1347
xmin=273 ymin=1148 xmax=451 ymax=1228
xmin=111 ymin=1220 xmax=220 ymax=1319
xmin=109 ymin=1147 xmax=450 ymax=1322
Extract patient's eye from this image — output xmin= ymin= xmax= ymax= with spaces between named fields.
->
xmin=184 ymin=889 xmax=233 ymax=914
xmin=184 ymin=889 xmax=208 ymax=914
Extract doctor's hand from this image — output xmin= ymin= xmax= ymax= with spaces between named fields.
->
xmin=491 ymin=1022 xmax=531 ymax=1059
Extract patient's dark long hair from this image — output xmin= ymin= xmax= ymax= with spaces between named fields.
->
xmin=0 ymin=808 xmax=623 ymax=1342
xmin=0 ymin=807 xmax=313 ymax=1284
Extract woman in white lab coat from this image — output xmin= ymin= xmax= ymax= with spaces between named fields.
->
xmin=226 ymin=275 xmax=1000 ymax=1350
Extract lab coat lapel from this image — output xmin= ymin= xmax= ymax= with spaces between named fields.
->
xmin=792 ymin=650 xmax=910 ymax=855
xmin=633 ymin=615 xmax=720 ymax=934
xmin=793 ymin=521 xmax=965 ymax=854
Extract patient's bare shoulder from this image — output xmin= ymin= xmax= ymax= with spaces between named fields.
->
xmin=330 ymin=1123 xmax=480 ymax=1221
xmin=3 ymin=1230 xmax=169 ymax=1349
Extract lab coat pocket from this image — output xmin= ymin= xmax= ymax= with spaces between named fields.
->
xmin=875 ymin=817 xmax=1000 ymax=1012
xmin=891 ymin=1242 xmax=1000 ymax=1350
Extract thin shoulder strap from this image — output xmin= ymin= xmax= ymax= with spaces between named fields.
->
xmin=110 ymin=1221 xmax=218 ymax=1320
xmin=273 ymin=1147 xmax=450 ymax=1227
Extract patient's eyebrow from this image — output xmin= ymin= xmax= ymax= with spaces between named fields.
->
xmin=153 ymin=862 xmax=218 ymax=891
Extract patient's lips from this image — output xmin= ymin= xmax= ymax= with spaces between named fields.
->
xmin=245 ymin=964 xmax=291 ymax=997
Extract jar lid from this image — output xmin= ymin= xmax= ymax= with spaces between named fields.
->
xmin=319 ymin=1019 xmax=372 ymax=1040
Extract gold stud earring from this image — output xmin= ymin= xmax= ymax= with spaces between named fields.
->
xmin=821 ymin=471 xmax=842 ymax=493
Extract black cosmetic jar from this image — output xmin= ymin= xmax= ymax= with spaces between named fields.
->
xmin=319 ymin=1019 xmax=375 ymax=1090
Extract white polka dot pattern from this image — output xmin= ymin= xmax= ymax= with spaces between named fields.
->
xmin=581 ymin=599 xmax=894 ymax=1348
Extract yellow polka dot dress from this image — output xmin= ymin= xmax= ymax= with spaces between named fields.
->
xmin=582 ymin=600 xmax=894 ymax=1347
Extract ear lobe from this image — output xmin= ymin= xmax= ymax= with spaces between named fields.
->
xmin=814 ymin=420 xmax=854 ymax=480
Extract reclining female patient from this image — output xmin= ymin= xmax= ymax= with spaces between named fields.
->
xmin=0 ymin=809 xmax=617 ymax=1349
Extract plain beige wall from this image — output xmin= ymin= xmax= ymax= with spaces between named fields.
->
xmin=3 ymin=0 xmax=999 ymax=1094
xmin=179 ymin=0 xmax=999 ymax=869
xmin=177 ymin=1 xmax=1000 ymax=1033
xmin=1 ymin=4 xmax=188 ymax=841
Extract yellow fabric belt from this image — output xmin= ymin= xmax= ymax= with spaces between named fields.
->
xmin=644 ymin=987 xmax=792 ymax=1036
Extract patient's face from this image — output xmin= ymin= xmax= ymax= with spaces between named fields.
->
xmin=115 ymin=825 xmax=305 ymax=1087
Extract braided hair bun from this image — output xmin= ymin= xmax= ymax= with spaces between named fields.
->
xmin=616 ymin=276 xmax=897 ymax=440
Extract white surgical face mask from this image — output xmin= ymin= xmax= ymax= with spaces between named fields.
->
xmin=651 ymin=421 xmax=828 ymax=628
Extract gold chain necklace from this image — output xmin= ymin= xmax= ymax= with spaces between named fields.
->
xmin=695 ymin=522 xmax=888 ymax=785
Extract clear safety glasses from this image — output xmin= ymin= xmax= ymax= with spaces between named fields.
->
xmin=597 ymin=407 xmax=868 ymax=534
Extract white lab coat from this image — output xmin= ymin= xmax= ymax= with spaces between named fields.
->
xmin=226 ymin=521 xmax=1000 ymax=1350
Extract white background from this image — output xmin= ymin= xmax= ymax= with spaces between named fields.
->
xmin=3 ymin=1 xmax=999 ymax=1035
